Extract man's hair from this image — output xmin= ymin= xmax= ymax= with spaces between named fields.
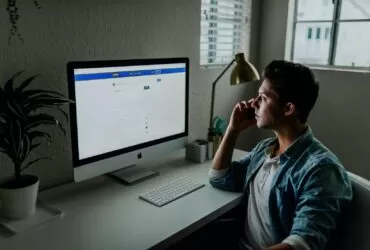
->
xmin=263 ymin=60 xmax=319 ymax=123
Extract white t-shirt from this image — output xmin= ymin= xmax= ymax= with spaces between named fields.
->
xmin=242 ymin=154 xmax=280 ymax=249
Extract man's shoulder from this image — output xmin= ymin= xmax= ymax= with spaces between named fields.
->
xmin=305 ymin=137 xmax=343 ymax=167
xmin=291 ymin=136 xmax=347 ymax=183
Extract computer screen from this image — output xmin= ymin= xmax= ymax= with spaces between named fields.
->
xmin=68 ymin=58 xmax=189 ymax=182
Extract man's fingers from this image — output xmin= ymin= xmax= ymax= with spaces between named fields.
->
xmin=236 ymin=102 xmax=243 ymax=112
xmin=240 ymin=99 xmax=255 ymax=109
xmin=240 ymin=101 xmax=248 ymax=108
xmin=236 ymin=99 xmax=254 ymax=112
xmin=247 ymin=98 xmax=255 ymax=106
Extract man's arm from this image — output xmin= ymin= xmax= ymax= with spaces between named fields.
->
xmin=212 ymin=100 xmax=256 ymax=171
xmin=208 ymin=145 xmax=253 ymax=192
xmin=211 ymin=126 xmax=239 ymax=170
xmin=284 ymin=165 xmax=353 ymax=250
xmin=209 ymin=101 xmax=256 ymax=192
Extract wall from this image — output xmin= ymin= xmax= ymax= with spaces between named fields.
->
xmin=0 ymin=0 xmax=260 ymax=189
xmin=258 ymin=0 xmax=370 ymax=179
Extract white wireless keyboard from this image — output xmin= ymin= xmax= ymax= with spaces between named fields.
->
xmin=139 ymin=176 xmax=205 ymax=207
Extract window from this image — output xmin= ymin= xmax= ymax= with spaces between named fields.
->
xmin=200 ymin=0 xmax=251 ymax=66
xmin=307 ymin=27 xmax=313 ymax=39
xmin=291 ymin=0 xmax=370 ymax=68
xmin=316 ymin=27 xmax=321 ymax=39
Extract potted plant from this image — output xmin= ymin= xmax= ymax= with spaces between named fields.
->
xmin=0 ymin=72 xmax=73 ymax=219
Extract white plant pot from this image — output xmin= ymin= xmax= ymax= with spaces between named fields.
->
xmin=0 ymin=175 xmax=39 ymax=220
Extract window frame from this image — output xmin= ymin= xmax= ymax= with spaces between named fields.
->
xmin=290 ymin=0 xmax=370 ymax=70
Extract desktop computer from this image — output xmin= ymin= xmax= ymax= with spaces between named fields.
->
xmin=67 ymin=58 xmax=189 ymax=183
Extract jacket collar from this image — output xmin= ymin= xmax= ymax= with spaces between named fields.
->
xmin=265 ymin=126 xmax=314 ymax=162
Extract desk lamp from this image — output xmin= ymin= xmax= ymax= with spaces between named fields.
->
xmin=208 ymin=53 xmax=260 ymax=148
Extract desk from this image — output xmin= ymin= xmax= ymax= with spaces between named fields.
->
xmin=0 ymin=149 xmax=246 ymax=250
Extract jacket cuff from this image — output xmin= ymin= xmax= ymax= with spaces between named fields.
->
xmin=282 ymin=234 xmax=311 ymax=250
xmin=208 ymin=167 xmax=229 ymax=180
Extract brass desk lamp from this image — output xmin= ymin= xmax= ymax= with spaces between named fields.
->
xmin=208 ymin=53 xmax=260 ymax=151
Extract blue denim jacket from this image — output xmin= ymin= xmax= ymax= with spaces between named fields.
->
xmin=209 ymin=128 xmax=353 ymax=250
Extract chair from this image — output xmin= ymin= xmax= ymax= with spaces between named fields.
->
xmin=333 ymin=172 xmax=370 ymax=250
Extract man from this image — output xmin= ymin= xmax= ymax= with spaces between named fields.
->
xmin=208 ymin=60 xmax=353 ymax=250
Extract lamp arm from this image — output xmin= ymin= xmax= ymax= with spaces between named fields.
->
xmin=209 ymin=59 xmax=236 ymax=131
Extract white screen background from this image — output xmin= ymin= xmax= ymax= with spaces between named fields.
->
xmin=74 ymin=63 xmax=186 ymax=159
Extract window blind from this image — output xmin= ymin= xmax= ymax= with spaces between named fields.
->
xmin=201 ymin=0 xmax=250 ymax=66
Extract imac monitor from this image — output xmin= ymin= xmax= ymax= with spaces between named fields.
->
xmin=67 ymin=58 xmax=189 ymax=182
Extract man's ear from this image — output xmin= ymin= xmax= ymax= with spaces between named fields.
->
xmin=284 ymin=102 xmax=296 ymax=116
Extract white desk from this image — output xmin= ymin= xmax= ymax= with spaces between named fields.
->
xmin=0 ymin=149 xmax=246 ymax=250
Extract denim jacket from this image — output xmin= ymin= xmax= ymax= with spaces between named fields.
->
xmin=209 ymin=128 xmax=353 ymax=250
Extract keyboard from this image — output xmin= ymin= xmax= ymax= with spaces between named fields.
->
xmin=139 ymin=176 xmax=205 ymax=207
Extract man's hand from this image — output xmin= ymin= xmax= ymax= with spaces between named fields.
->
xmin=228 ymin=99 xmax=256 ymax=134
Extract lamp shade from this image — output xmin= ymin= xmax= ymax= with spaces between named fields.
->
xmin=230 ymin=53 xmax=260 ymax=85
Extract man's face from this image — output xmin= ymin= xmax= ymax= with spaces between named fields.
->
xmin=251 ymin=79 xmax=285 ymax=129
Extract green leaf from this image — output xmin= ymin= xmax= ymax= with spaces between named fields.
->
xmin=27 ymin=113 xmax=57 ymax=124
xmin=0 ymin=114 xmax=8 ymax=132
xmin=20 ymin=90 xmax=67 ymax=105
xmin=0 ymin=113 xmax=7 ymax=123
xmin=0 ymin=138 xmax=11 ymax=150
xmin=4 ymin=71 xmax=23 ymax=93
xmin=21 ymin=89 xmax=66 ymax=98
xmin=27 ymin=104 xmax=69 ymax=122
xmin=22 ymin=93 xmax=67 ymax=102
xmin=11 ymin=71 xmax=24 ymax=80
xmin=0 ymin=115 xmax=7 ymax=125
xmin=0 ymin=128 xmax=5 ymax=138
xmin=0 ymin=138 xmax=13 ymax=160
xmin=19 ymin=134 xmax=31 ymax=163
xmin=9 ymin=119 xmax=23 ymax=162
xmin=24 ymin=97 xmax=74 ymax=109
xmin=3 ymin=138 xmax=10 ymax=146
xmin=25 ymin=120 xmax=57 ymax=131
xmin=28 ymin=131 xmax=52 ymax=144
xmin=28 ymin=131 xmax=52 ymax=148
xmin=25 ymin=114 xmax=66 ymax=135
xmin=4 ymin=80 xmax=15 ymax=99
xmin=6 ymin=98 xmax=27 ymax=121
xmin=0 ymin=88 xmax=6 ymax=113
xmin=16 ymin=75 xmax=40 ymax=93
xmin=21 ymin=157 xmax=51 ymax=172
xmin=30 ymin=142 xmax=42 ymax=152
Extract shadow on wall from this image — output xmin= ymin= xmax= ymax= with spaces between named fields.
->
xmin=309 ymin=69 xmax=370 ymax=180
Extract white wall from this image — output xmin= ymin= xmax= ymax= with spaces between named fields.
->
xmin=258 ymin=0 xmax=370 ymax=179
xmin=0 ymin=0 xmax=260 ymax=189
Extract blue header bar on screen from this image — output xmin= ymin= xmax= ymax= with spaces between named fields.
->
xmin=75 ymin=67 xmax=186 ymax=81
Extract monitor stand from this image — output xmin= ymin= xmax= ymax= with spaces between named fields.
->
xmin=108 ymin=165 xmax=159 ymax=185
